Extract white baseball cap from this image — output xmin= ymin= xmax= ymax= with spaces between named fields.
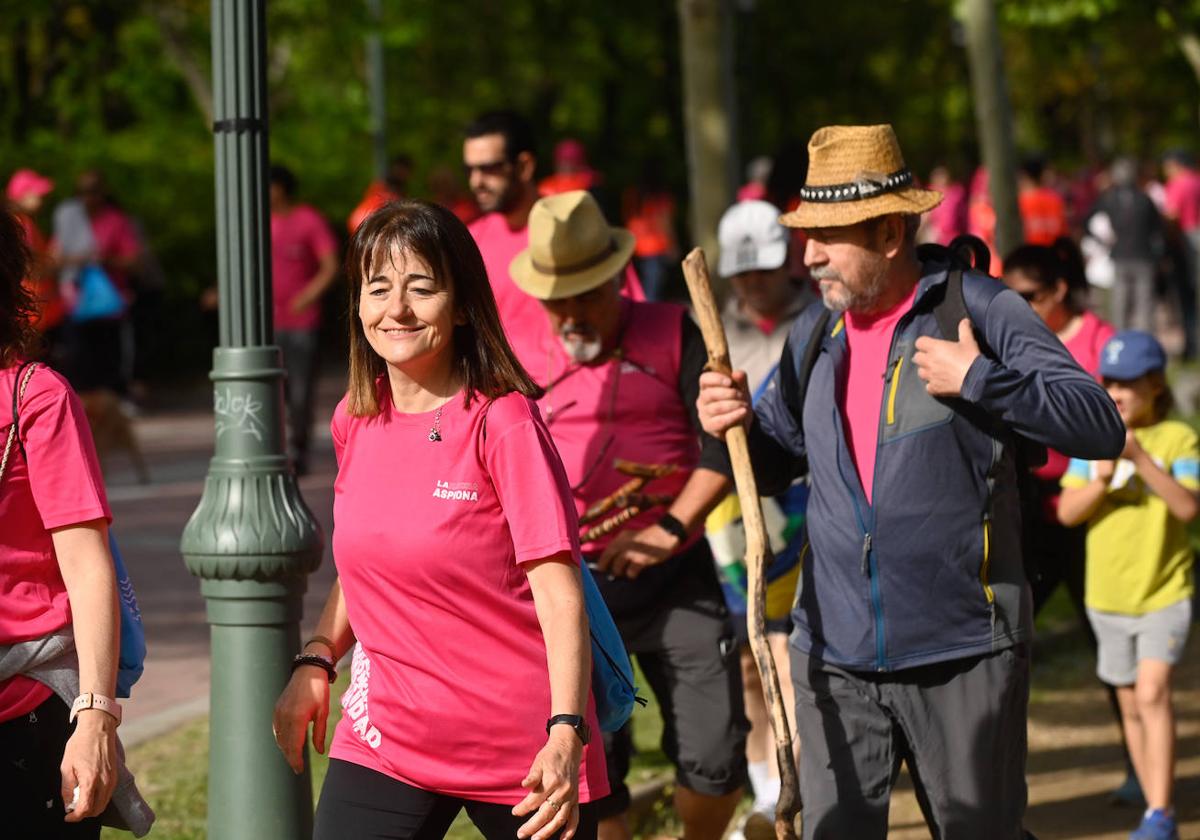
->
xmin=717 ymin=200 xmax=788 ymax=278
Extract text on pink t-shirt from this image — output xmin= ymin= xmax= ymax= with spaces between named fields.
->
xmin=0 ymin=364 xmax=111 ymax=721
xmin=271 ymin=204 xmax=337 ymax=332
xmin=843 ymin=284 xmax=919 ymax=504
xmin=327 ymin=389 xmax=608 ymax=804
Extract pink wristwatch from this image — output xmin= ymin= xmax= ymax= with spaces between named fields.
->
xmin=69 ymin=692 xmax=122 ymax=725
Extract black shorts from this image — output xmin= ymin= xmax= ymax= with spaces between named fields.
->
xmin=0 ymin=694 xmax=102 ymax=840
xmin=592 ymin=541 xmax=749 ymax=820
xmin=315 ymin=758 xmax=599 ymax=840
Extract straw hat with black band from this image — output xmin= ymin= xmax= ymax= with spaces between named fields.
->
xmin=510 ymin=191 xmax=637 ymax=301
xmin=780 ymin=124 xmax=943 ymax=230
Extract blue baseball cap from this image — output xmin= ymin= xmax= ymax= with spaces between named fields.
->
xmin=1099 ymin=330 xmax=1167 ymax=380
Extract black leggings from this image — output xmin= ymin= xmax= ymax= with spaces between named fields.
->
xmin=315 ymin=758 xmax=599 ymax=840
xmin=0 ymin=694 xmax=101 ymax=839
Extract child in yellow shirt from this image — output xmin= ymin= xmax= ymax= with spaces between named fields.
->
xmin=1060 ymin=331 xmax=1196 ymax=840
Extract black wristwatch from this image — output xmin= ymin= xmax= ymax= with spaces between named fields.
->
xmin=546 ymin=714 xmax=591 ymax=745
xmin=656 ymin=512 xmax=689 ymax=544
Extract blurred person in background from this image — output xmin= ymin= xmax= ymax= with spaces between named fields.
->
xmin=1019 ymin=154 xmax=1068 ymax=246
xmin=622 ymin=161 xmax=678 ymax=301
xmin=919 ymin=165 xmax=967 ymax=245
xmin=51 ymin=170 xmax=142 ymax=397
xmin=1088 ymin=158 xmax=1165 ymax=336
xmin=6 ymin=170 xmax=66 ymax=344
xmin=737 ymin=156 xmax=772 ymax=203
xmin=428 ymin=164 xmax=480 ymax=226
xmin=1162 ymin=149 xmax=1200 ymax=359
xmin=269 ymin=164 xmax=339 ymax=476
xmin=706 ymin=200 xmax=810 ymax=840
xmin=347 ymin=154 xmax=413 ymax=235
xmin=539 ymin=139 xmax=602 ymax=199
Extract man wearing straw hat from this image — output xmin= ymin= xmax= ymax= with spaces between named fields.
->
xmin=697 ymin=125 xmax=1125 ymax=839
xmin=511 ymin=190 xmax=749 ymax=840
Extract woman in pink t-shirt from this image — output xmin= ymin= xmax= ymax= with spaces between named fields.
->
xmin=1004 ymin=239 xmax=1142 ymax=805
xmin=0 ymin=209 xmax=121 ymax=836
xmin=273 ymin=201 xmax=606 ymax=840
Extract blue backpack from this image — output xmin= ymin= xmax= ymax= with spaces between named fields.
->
xmin=581 ymin=567 xmax=646 ymax=731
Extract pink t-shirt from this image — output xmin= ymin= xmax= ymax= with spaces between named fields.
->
xmin=469 ymin=212 xmax=647 ymax=376
xmin=271 ymin=204 xmax=337 ymax=332
xmin=1035 ymin=310 xmax=1116 ymax=490
xmin=0 ymin=364 xmax=111 ymax=721
xmin=327 ymin=389 xmax=608 ymax=804
xmin=469 ymin=213 xmax=549 ymax=371
xmin=88 ymin=205 xmax=142 ymax=294
xmin=1165 ymin=168 xmax=1200 ymax=232
xmin=843 ymin=285 xmax=919 ymax=504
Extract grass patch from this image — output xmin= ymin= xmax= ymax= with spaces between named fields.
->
xmin=103 ymin=664 xmax=672 ymax=840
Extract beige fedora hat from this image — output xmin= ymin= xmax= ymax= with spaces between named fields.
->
xmin=510 ymin=191 xmax=636 ymax=300
xmin=780 ymin=124 xmax=943 ymax=229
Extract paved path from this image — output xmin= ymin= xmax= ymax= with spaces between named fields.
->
xmin=103 ymin=375 xmax=343 ymax=745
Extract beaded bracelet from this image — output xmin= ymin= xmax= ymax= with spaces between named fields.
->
xmin=292 ymin=653 xmax=337 ymax=683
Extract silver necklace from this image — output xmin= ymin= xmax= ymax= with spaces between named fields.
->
xmin=428 ymin=406 xmax=443 ymax=442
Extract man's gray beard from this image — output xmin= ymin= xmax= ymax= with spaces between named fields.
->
xmin=560 ymin=335 xmax=603 ymax=363
xmin=813 ymin=265 xmax=888 ymax=314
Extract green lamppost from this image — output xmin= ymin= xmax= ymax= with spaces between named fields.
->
xmin=180 ymin=1 xmax=323 ymax=837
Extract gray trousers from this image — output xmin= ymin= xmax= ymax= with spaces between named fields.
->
xmin=277 ymin=328 xmax=319 ymax=468
xmin=1109 ymin=258 xmax=1157 ymax=333
xmin=791 ymin=644 xmax=1030 ymax=840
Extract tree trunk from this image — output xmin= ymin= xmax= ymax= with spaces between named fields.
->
xmin=148 ymin=5 xmax=214 ymax=126
xmin=677 ymin=0 xmax=734 ymax=289
xmin=962 ymin=0 xmax=1023 ymax=258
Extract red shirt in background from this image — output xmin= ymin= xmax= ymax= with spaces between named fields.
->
xmin=17 ymin=215 xmax=66 ymax=331
xmin=347 ymin=182 xmax=401 ymax=235
xmin=0 ymin=365 xmax=111 ymax=721
xmin=1165 ymin=167 xmax=1200 ymax=232
xmin=327 ymin=390 xmax=608 ymax=804
xmin=1019 ymin=186 xmax=1068 ymax=246
xmin=843 ymin=284 xmax=919 ymax=504
xmin=271 ymin=204 xmax=337 ymax=332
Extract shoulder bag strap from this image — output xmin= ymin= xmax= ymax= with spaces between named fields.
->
xmin=1 ymin=361 xmax=39 ymax=488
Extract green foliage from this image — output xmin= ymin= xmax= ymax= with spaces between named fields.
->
xmin=4 ymin=0 xmax=1200 ymax=380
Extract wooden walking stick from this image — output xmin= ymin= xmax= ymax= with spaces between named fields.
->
xmin=681 ymin=248 xmax=801 ymax=840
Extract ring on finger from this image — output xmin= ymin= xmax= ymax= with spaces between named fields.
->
xmin=544 ymin=799 xmax=560 ymax=811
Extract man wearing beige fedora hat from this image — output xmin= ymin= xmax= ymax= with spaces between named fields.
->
xmin=512 ymin=190 xmax=749 ymax=840
xmin=698 ymin=125 xmax=1125 ymax=839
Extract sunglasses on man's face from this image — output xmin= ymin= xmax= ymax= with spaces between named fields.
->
xmin=463 ymin=159 xmax=511 ymax=177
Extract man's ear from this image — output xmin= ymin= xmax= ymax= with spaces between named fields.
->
xmin=515 ymin=151 xmax=537 ymax=186
xmin=880 ymin=214 xmax=906 ymax=259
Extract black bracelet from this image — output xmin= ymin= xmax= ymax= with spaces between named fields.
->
xmin=656 ymin=512 xmax=689 ymax=543
xmin=292 ymin=653 xmax=337 ymax=683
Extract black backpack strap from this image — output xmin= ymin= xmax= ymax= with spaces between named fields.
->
xmin=779 ymin=308 xmax=832 ymax=476
xmin=934 ymin=268 xmax=967 ymax=341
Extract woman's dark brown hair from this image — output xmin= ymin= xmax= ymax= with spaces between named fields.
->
xmin=344 ymin=200 xmax=542 ymax=416
xmin=0 ymin=209 xmax=40 ymax=367
xmin=1003 ymin=237 xmax=1089 ymax=315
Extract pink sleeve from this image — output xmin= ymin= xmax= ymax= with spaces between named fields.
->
xmin=331 ymin=398 xmax=349 ymax=465
xmin=305 ymin=208 xmax=337 ymax=259
xmin=483 ymin=396 xmax=581 ymax=564
xmin=1164 ymin=181 xmax=1183 ymax=219
xmin=21 ymin=375 xmax=111 ymax=530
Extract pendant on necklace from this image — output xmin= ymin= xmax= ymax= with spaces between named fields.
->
xmin=428 ymin=406 xmax=443 ymax=442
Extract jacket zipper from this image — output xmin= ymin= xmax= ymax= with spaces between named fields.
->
xmin=886 ymin=357 xmax=904 ymax=425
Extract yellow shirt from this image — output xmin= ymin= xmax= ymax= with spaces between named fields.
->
xmin=1062 ymin=419 xmax=1199 ymax=615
